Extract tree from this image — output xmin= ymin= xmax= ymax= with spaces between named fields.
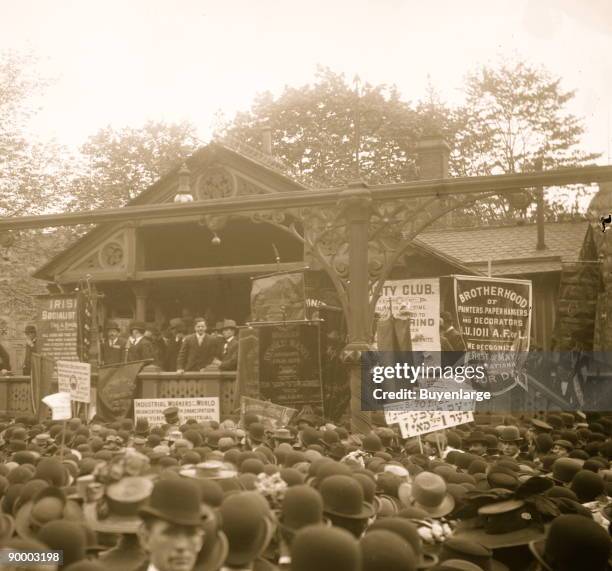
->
xmin=73 ymin=120 xmax=201 ymax=210
xmin=218 ymin=67 xmax=421 ymax=187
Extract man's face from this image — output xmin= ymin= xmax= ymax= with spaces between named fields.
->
xmin=469 ymin=442 xmax=487 ymax=456
xmin=108 ymin=329 xmax=119 ymax=340
xmin=139 ymin=520 xmax=203 ymax=571
xmin=195 ymin=322 xmax=207 ymax=335
xmin=221 ymin=328 xmax=234 ymax=340
xmin=500 ymin=442 xmax=519 ymax=456
xmin=551 ymin=445 xmax=569 ymax=457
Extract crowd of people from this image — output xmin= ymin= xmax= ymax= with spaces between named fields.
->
xmin=0 ymin=407 xmax=610 ymax=571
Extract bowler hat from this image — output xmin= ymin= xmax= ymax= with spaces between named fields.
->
xmin=320 ymin=475 xmax=375 ymax=520
xmin=221 ymin=319 xmax=238 ymax=331
xmin=134 ymin=417 xmax=149 ymax=436
xmin=411 ymin=472 xmax=455 ymax=518
xmin=498 ymin=426 xmax=522 ymax=443
xmin=551 ymin=457 xmax=584 ymax=484
xmin=129 ymin=321 xmax=146 ymax=333
xmin=220 ymin=492 xmax=274 ymax=567
xmin=466 ymin=431 xmax=488 ymax=445
xmin=570 ymin=470 xmax=605 ymax=503
xmin=280 ymin=485 xmax=325 ymax=542
xmin=531 ymin=419 xmax=553 ymax=432
xmin=37 ymin=520 xmax=86 ymax=568
xmin=291 ymin=525 xmax=361 ymax=571
xmin=248 ymin=422 xmax=266 ymax=443
xmin=553 ymin=439 xmax=573 ymax=451
xmin=368 ymin=517 xmax=439 ymax=569
xmin=529 ymin=515 xmax=610 ymax=571
xmin=24 ymin=325 xmax=36 ymax=334
xmin=139 ymin=479 xmax=204 ymax=526
xmin=360 ymin=529 xmax=418 ymax=571
xmin=105 ymin=321 xmax=120 ymax=331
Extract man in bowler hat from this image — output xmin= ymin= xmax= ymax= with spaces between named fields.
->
xmin=100 ymin=321 xmax=126 ymax=365
xmin=219 ymin=320 xmax=239 ymax=371
xmin=136 ymin=479 xmax=205 ymax=571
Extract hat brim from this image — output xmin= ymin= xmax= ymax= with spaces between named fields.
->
xmin=528 ymin=539 xmax=552 ymax=571
xmin=413 ymin=493 xmax=456 ymax=518
xmin=0 ymin=514 xmax=15 ymax=542
xmin=417 ymin=552 xmax=439 ymax=569
xmin=138 ymin=505 xmax=203 ymax=527
xmin=324 ymin=500 xmax=376 ymax=520
xmin=197 ymin=530 xmax=229 ymax=571
xmin=454 ymin=524 xmax=546 ymax=549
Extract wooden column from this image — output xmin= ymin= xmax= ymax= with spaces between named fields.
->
xmin=132 ymin=283 xmax=148 ymax=321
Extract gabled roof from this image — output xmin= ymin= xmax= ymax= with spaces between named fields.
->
xmin=34 ymin=141 xmax=308 ymax=281
xmin=415 ymin=220 xmax=589 ymax=276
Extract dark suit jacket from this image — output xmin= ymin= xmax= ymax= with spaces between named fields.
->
xmin=126 ymin=336 xmax=156 ymax=363
xmin=0 ymin=343 xmax=11 ymax=371
xmin=177 ymin=334 xmax=222 ymax=371
xmin=100 ymin=337 xmax=127 ymax=365
xmin=23 ymin=340 xmax=37 ymax=375
xmin=219 ymin=336 xmax=239 ymax=371
xmin=165 ymin=336 xmax=183 ymax=371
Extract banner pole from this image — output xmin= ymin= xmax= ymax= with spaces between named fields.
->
xmin=59 ymin=420 xmax=67 ymax=462
xmin=417 ymin=435 xmax=423 ymax=454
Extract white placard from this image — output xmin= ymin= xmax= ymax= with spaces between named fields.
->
xmin=57 ymin=360 xmax=91 ymax=403
xmin=42 ymin=392 xmax=72 ymax=420
xmin=390 ymin=410 xmax=474 ymax=438
xmin=134 ymin=397 xmax=220 ymax=426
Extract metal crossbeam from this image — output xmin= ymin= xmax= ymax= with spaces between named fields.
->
xmin=1 ymin=165 xmax=611 ymax=231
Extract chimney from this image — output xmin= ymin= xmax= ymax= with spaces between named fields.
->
xmin=415 ymin=135 xmax=450 ymax=180
xmin=261 ymin=126 xmax=272 ymax=155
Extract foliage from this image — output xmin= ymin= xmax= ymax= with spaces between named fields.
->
xmin=72 ymin=120 xmax=200 ymax=210
xmin=217 ymin=67 xmax=421 ymax=187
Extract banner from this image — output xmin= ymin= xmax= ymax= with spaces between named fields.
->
xmin=134 ymin=397 xmax=219 ymax=426
xmin=251 ymin=272 xmax=306 ymax=322
xmin=259 ymin=322 xmax=322 ymax=406
xmin=240 ymin=396 xmax=297 ymax=430
xmin=30 ymin=353 xmax=55 ymax=418
xmin=36 ymin=295 xmax=79 ymax=361
xmin=95 ymin=361 xmax=145 ymax=422
xmin=450 ymin=275 xmax=531 ymax=395
xmin=234 ymin=326 xmax=261 ymax=408
xmin=375 ymin=278 xmax=441 ymax=351
xmin=386 ymin=409 xmax=474 ymax=438
xmin=57 ymin=360 xmax=91 ymax=403
xmin=42 ymin=392 xmax=71 ymax=421
xmin=76 ymin=287 xmax=94 ymax=361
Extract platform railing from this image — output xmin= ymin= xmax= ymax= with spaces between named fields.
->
xmin=0 ymin=371 xmax=238 ymax=419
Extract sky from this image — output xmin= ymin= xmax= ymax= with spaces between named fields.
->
xmin=2 ymin=0 xmax=612 ymax=162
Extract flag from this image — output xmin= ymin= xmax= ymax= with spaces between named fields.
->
xmin=250 ymin=272 xmax=306 ymax=322
xmin=96 ymin=361 xmax=146 ymax=422
xmin=30 ymin=353 xmax=55 ymax=419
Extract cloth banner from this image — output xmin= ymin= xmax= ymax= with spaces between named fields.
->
xmin=30 ymin=353 xmax=55 ymax=418
xmin=95 ymin=361 xmax=146 ymax=422
xmin=250 ymin=272 xmax=306 ymax=322
xmin=134 ymin=397 xmax=220 ymax=426
xmin=234 ymin=327 xmax=261 ymax=409
xmin=240 ymin=396 xmax=297 ymax=430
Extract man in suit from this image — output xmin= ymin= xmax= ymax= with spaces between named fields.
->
xmin=22 ymin=325 xmax=37 ymax=375
xmin=219 ymin=319 xmax=239 ymax=371
xmin=100 ymin=321 xmax=126 ymax=365
xmin=126 ymin=321 xmax=156 ymax=363
xmin=164 ymin=317 xmax=186 ymax=372
xmin=176 ymin=317 xmax=221 ymax=373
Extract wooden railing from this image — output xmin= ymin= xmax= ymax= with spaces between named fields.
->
xmin=0 ymin=371 xmax=238 ymax=419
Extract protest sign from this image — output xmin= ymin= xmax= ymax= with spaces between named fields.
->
xmin=375 ymin=278 xmax=440 ymax=351
xmin=387 ymin=409 xmax=474 ymax=438
xmin=134 ymin=397 xmax=220 ymax=426
xmin=42 ymin=392 xmax=72 ymax=421
xmin=240 ymin=396 xmax=297 ymax=430
xmin=36 ymin=295 xmax=79 ymax=361
xmin=57 ymin=360 xmax=91 ymax=403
